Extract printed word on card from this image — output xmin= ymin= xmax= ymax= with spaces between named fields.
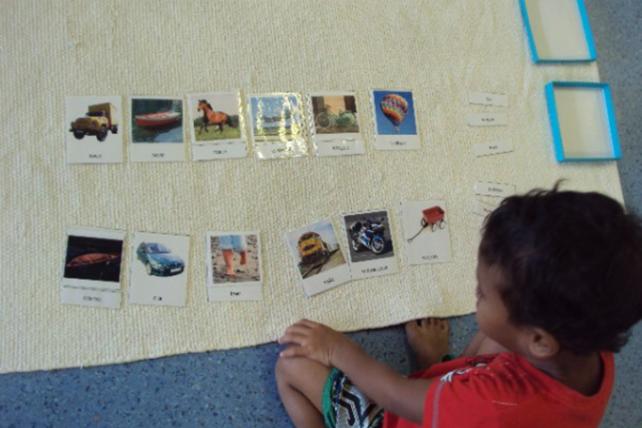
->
xmin=474 ymin=181 xmax=516 ymax=198
xmin=472 ymin=141 xmax=514 ymax=157
xmin=469 ymin=92 xmax=509 ymax=107
xmin=467 ymin=112 xmax=508 ymax=127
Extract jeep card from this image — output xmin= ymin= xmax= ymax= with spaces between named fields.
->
xmin=285 ymin=220 xmax=350 ymax=297
xmin=128 ymin=232 xmax=190 ymax=307
xmin=342 ymin=210 xmax=399 ymax=280
xmin=61 ymin=227 xmax=126 ymax=308
xmin=65 ymin=96 xmax=124 ymax=164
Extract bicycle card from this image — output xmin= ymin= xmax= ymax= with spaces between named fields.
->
xmin=371 ymin=89 xmax=420 ymax=150
xmin=61 ymin=227 xmax=125 ymax=308
xmin=400 ymin=201 xmax=451 ymax=265
xmin=129 ymin=232 xmax=190 ymax=307
xmin=65 ymin=96 xmax=123 ymax=164
xmin=285 ymin=220 xmax=350 ymax=297
xmin=187 ymin=92 xmax=247 ymax=161
xmin=307 ymin=92 xmax=365 ymax=157
xmin=129 ymin=96 xmax=186 ymax=162
xmin=206 ymin=232 xmax=262 ymax=301
xmin=248 ymin=93 xmax=308 ymax=160
xmin=342 ymin=210 xmax=399 ymax=279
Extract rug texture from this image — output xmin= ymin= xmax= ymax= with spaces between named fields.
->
xmin=0 ymin=0 xmax=623 ymax=373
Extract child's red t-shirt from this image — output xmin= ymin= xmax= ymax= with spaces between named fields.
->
xmin=383 ymin=352 xmax=614 ymax=428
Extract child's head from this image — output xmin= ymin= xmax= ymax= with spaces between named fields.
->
xmin=477 ymin=184 xmax=642 ymax=357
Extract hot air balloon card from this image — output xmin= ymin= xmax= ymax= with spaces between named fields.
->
xmin=187 ymin=92 xmax=247 ymax=161
xmin=128 ymin=232 xmax=191 ymax=307
xmin=65 ymin=96 xmax=124 ymax=164
xmin=129 ymin=96 xmax=186 ymax=163
xmin=306 ymin=92 xmax=365 ymax=157
xmin=371 ymin=90 xmax=420 ymax=151
xmin=205 ymin=232 xmax=263 ymax=302
xmin=342 ymin=210 xmax=399 ymax=280
xmin=61 ymin=227 xmax=126 ymax=309
xmin=248 ymin=93 xmax=308 ymax=160
xmin=285 ymin=220 xmax=351 ymax=297
xmin=399 ymin=201 xmax=452 ymax=265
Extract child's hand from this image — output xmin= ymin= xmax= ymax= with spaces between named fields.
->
xmin=278 ymin=319 xmax=349 ymax=366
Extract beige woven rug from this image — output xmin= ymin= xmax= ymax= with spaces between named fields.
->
xmin=0 ymin=0 xmax=622 ymax=373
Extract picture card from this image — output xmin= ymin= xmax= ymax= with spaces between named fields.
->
xmin=187 ymin=92 xmax=247 ymax=161
xmin=206 ymin=232 xmax=262 ymax=301
xmin=467 ymin=112 xmax=508 ymax=127
xmin=248 ymin=93 xmax=308 ymax=160
xmin=285 ymin=220 xmax=350 ymax=297
xmin=474 ymin=181 xmax=516 ymax=198
xmin=519 ymin=0 xmax=596 ymax=62
xmin=472 ymin=141 xmax=514 ymax=157
xmin=129 ymin=232 xmax=190 ymax=307
xmin=342 ymin=210 xmax=399 ymax=279
xmin=371 ymin=89 xmax=420 ymax=150
xmin=61 ymin=227 xmax=125 ymax=309
xmin=469 ymin=91 xmax=508 ymax=107
xmin=545 ymin=82 xmax=620 ymax=161
xmin=307 ymin=92 xmax=365 ymax=157
xmin=400 ymin=201 xmax=451 ymax=265
xmin=129 ymin=96 xmax=186 ymax=162
xmin=65 ymin=96 xmax=123 ymax=164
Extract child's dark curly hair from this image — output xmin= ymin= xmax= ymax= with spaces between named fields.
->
xmin=479 ymin=183 xmax=642 ymax=354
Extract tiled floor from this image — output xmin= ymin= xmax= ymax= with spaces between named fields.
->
xmin=1 ymin=1 xmax=640 ymax=426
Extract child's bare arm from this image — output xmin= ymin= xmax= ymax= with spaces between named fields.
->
xmin=279 ymin=319 xmax=433 ymax=424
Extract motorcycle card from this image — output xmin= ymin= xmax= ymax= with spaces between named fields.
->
xmin=60 ymin=227 xmax=126 ymax=309
xmin=400 ymin=200 xmax=452 ymax=265
xmin=206 ymin=232 xmax=262 ymax=301
xmin=342 ymin=210 xmax=399 ymax=279
xmin=187 ymin=92 xmax=248 ymax=161
xmin=65 ymin=96 xmax=124 ymax=164
xmin=129 ymin=96 xmax=186 ymax=163
xmin=248 ymin=93 xmax=308 ymax=160
xmin=128 ymin=232 xmax=190 ymax=307
xmin=306 ymin=92 xmax=365 ymax=157
xmin=285 ymin=220 xmax=351 ymax=297
xmin=371 ymin=89 xmax=420 ymax=151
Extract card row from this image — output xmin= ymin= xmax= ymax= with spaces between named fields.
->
xmin=61 ymin=201 xmax=452 ymax=309
xmin=65 ymin=90 xmax=425 ymax=164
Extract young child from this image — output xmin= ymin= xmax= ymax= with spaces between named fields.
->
xmin=275 ymin=186 xmax=642 ymax=427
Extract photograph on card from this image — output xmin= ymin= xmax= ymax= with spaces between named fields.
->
xmin=372 ymin=90 xmax=417 ymax=136
xmin=400 ymin=201 xmax=452 ymax=265
xmin=61 ymin=227 xmax=125 ymax=309
xmin=311 ymin=94 xmax=359 ymax=134
xmin=65 ymin=96 xmax=123 ymax=164
xmin=285 ymin=220 xmax=350 ymax=296
xmin=131 ymin=98 xmax=183 ymax=143
xmin=343 ymin=210 xmax=398 ymax=279
xmin=129 ymin=232 xmax=190 ymax=307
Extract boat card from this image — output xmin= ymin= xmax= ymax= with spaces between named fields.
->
xmin=474 ymin=181 xmax=516 ymax=198
xmin=248 ymin=93 xmax=308 ymax=160
xmin=206 ymin=232 xmax=262 ymax=301
xmin=472 ymin=141 xmax=514 ymax=157
xmin=128 ymin=232 xmax=190 ymax=307
xmin=466 ymin=112 xmax=508 ymax=127
xmin=285 ymin=220 xmax=350 ymax=297
xmin=65 ymin=96 xmax=123 ymax=164
xmin=61 ymin=227 xmax=125 ymax=309
xmin=468 ymin=91 xmax=509 ymax=107
xmin=400 ymin=201 xmax=451 ymax=265
xmin=129 ymin=96 xmax=186 ymax=162
xmin=342 ymin=210 xmax=399 ymax=279
xmin=187 ymin=92 xmax=247 ymax=161
xmin=307 ymin=92 xmax=365 ymax=157
xmin=371 ymin=89 xmax=420 ymax=150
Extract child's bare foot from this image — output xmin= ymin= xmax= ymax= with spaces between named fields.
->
xmin=405 ymin=318 xmax=450 ymax=369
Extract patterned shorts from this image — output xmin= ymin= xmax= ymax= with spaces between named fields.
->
xmin=322 ymin=368 xmax=384 ymax=428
